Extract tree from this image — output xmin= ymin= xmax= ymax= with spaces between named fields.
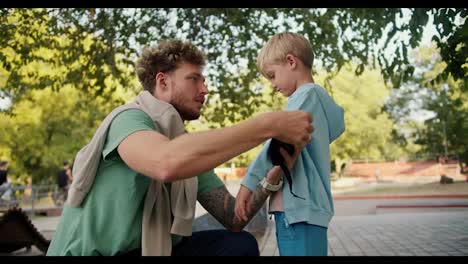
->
xmin=1 ymin=8 xmax=466 ymax=126
xmin=0 ymin=9 xmax=138 ymax=183
xmin=314 ymin=64 xmax=405 ymax=174
xmin=384 ymin=44 xmax=468 ymax=169
xmin=0 ymin=86 xmax=127 ymax=184
xmin=418 ymin=87 xmax=468 ymax=166
xmin=0 ymin=9 xmax=136 ymax=110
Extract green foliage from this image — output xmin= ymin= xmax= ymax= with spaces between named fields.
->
xmin=430 ymin=8 xmax=468 ymax=90
xmin=416 ymin=85 xmax=468 ymax=166
xmin=0 ymin=9 xmax=138 ymax=183
xmin=0 ymin=8 xmax=465 ymax=177
xmin=384 ymin=44 xmax=468 ymax=167
xmin=0 ymin=86 xmax=126 ymax=184
xmin=1 ymin=8 xmax=465 ymax=125
xmin=0 ymin=9 xmax=135 ymax=106
xmin=315 ymin=64 xmax=404 ymax=165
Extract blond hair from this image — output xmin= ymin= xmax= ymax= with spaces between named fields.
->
xmin=256 ymin=32 xmax=314 ymax=77
xmin=136 ymin=39 xmax=206 ymax=94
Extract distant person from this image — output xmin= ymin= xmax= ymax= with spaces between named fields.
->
xmin=0 ymin=161 xmax=8 ymax=185
xmin=235 ymin=32 xmax=345 ymax=256
xmin=56 ymin=161 xmax=72 ymax=203
xmin=0 ymin=161 xmax=13 ymax=200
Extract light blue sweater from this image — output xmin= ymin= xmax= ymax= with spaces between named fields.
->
xmin=241 ymin=83 xmax=345 ymax=228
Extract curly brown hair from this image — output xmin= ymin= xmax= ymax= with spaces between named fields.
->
xmin=135 ymin=39 xmax=206 ymax=94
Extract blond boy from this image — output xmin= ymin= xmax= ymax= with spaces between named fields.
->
xmin=235 ymin=32 xmax=345 ymax=256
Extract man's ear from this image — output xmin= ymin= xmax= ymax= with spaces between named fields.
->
xmin=155 ymin=72 xmax=167 ymax=90
xmin=153 ymin=72 xmax=168 ymax=99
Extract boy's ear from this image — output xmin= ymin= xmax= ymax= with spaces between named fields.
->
xmin=286 ymin=54 xmax=297 ymax=68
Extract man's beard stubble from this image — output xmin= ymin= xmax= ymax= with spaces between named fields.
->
xmin=170 ymin=95 xmax=200 ymax=121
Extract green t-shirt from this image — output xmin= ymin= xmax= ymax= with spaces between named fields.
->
xmin=46 ymin=109 xmax=224 ymax=256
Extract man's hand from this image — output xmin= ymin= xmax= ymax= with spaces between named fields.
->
xmin=271 ymin=110 xmax=314 ymax=150
xmin=235 ymin=185 xmax=252 ymax=222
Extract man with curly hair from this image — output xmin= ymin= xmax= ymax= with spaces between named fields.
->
xmin=47 ymin=39 xmax=313 ymax=256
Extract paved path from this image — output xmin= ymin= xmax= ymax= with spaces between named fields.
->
xmin=259 ymin=211 xmax=468 ymax=256
xmin=334 ymin=196 xmax=468 ymax=216
xmin=26 ymin=207 xmax=468 ymax=256
xmin=10 ymin=180 xmax=468 ymax=256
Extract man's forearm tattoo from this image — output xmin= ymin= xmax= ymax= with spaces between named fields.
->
xmin=198 ymin=184 xmax=271 ymax=231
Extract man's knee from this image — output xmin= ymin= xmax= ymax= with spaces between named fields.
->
xmin=232 ymin=231 xmax=260 ymax=256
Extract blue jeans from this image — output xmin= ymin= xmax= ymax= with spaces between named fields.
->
xmin=120 ymin=229 xmax=259 ymax=256
xmin=274 ymin=212 xmax=328 ymax=256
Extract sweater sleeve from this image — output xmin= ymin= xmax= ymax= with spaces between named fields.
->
xmin=240 ymin=139 xmax=274 ymax=192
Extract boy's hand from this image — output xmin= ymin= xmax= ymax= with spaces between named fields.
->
xmin=235 ymin=185 xmax=253 ymax=222
xmin=280 ymin=146 xmax=301 ymax=170
xmin=266 ymin=166 xmax=283 ymax=185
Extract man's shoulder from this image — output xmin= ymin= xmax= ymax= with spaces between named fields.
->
xmin=109 ymin=108 xmax=156 ymax=131
xmin=113 ymin=108 xmax=151 ymax=121
xmin=103 ymin=108 xmax=159 ymax=153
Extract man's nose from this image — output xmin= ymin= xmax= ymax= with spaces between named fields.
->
xmin=200 ymin=83 xmax=209 ymax=95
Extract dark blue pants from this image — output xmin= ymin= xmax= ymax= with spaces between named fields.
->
xmin=172 ymin=229 xmax=260 ymax=256
xmin=121 ymin=229 xmax=259 ymax=256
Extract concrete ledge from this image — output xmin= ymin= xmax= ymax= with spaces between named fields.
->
xmin=334 ymin=194 xmax=468 ymax=200
xmin=376 ymin=204 xmax=468 ymax=209
xmin=22 ymin=207 xmax=63 ymax=217
xmin=375 ymin=204 xmax=468 ymax=214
